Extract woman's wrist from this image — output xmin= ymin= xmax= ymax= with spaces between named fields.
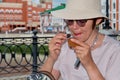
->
xmin=41 ymin=56 xmax=55 ymax=72
xmin=48 ymin=54 xmax=58 ymax=64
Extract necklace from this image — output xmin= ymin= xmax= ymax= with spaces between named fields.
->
xmin=90 ymin=33 xmax=99 ymax=49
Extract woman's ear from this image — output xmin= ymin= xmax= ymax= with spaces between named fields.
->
xmin=96 ymin=18 xmax=103 ymax=25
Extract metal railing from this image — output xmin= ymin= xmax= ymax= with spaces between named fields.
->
xmin=0 ymin=30 xmax=53 ymax=77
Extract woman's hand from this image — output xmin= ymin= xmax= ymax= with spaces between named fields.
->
xmin=48 ymin=33 xmax=67 ymax=61
xmin=71 ymin=38 xmax=94 ymax=67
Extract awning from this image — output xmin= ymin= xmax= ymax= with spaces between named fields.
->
xmin=40 ymin=4 xmax=65 ymax=15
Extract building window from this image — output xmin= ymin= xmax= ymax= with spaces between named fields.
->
xmin=113 ymin=13 xmax=116 ymax=19
xmin=48 ymin=4 xmax=52 ymax=9
xmin=40 ymin=0 xmax=45 ymax=3
xmin=113 ymin=23 xmax=116 ymax=29
xmin=113 ymin=2 xmax=116 ymax=9
xmin=28 ymin=14 xmax=32 ymax=17
xmin=0 ymin=0 xmax=2 ymax=3
xmin=28 ymin=7 xmax=32 ymax=11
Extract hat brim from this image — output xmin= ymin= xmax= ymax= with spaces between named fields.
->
xmin=51 ymin=9 xmax=107 ymax=20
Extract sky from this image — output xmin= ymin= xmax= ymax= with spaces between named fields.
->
xmin=32 ymin=0 xmax=40 ymax=4
xmin=52 ymin=0 xmax=66 ymax=7
xmin=32 ymin=0 xmax=66 ymax=6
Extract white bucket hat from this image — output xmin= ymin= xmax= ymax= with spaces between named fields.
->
xmin=51 ymin=0 xmax=107 ymax=20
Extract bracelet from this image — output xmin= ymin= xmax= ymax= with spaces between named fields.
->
xmin=27 ymin=71 xmax=55 ymax=80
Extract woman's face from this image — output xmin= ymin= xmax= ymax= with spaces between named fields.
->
xmin=67 ymin=19 xmax=95 ymax=42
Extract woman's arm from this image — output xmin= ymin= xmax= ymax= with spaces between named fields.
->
xmin=41 ymin=33 xmax=66 ymax=80
xmin=85 ymin=61 xmax=105 ymax=80
xmin=40 ymin=56 xmax=55 ymax=72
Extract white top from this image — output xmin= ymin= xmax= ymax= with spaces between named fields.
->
xmin=53 ymin=36 xmax=120 ymax=80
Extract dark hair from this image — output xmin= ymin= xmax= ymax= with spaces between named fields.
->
xmin=92 ymin=18 xmax=97 ymax=29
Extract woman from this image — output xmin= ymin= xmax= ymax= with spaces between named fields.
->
xmin=41 ymin=0 xmax=120 ymax=80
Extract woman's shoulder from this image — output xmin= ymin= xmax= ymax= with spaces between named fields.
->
xmin=104 ymin=35 xmax=120 ymax=45
xmin=103 ymin=35 xmax=120 ymax=51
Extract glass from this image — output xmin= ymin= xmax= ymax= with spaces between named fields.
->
xmin=64 ymin=19 xmax=88 ymax=27
xmin=68 ymin=38 xmax=79 ymax=48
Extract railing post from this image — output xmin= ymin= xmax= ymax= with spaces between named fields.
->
xmin=32 ymin=30 xmax=38 ymax=74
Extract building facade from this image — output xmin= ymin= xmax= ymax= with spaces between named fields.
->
xmin=0 ymin=0 xmax=52 ymax=33
xmin=101 ymin=0 xmax=120 ymax=31
xmin=109 ymin=0 xmax=120 ymax=31
xmin=0 ymin=0 xmax=120 ymax=33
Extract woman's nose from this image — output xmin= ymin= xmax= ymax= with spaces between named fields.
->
xmin=72 ymin=21 xmax=79 ymax=29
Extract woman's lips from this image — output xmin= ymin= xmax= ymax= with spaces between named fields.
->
xmin=74 ymin=33 xmax=82 ymax=36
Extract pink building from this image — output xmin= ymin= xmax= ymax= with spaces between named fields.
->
xmin=0 ymin=0 xmax=52 ymax=33
xmin=109 ymin=0 xmax=120 ymax=31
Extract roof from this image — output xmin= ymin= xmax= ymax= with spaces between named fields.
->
xmin=40 ymin=4 xmax=65 ymax=15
